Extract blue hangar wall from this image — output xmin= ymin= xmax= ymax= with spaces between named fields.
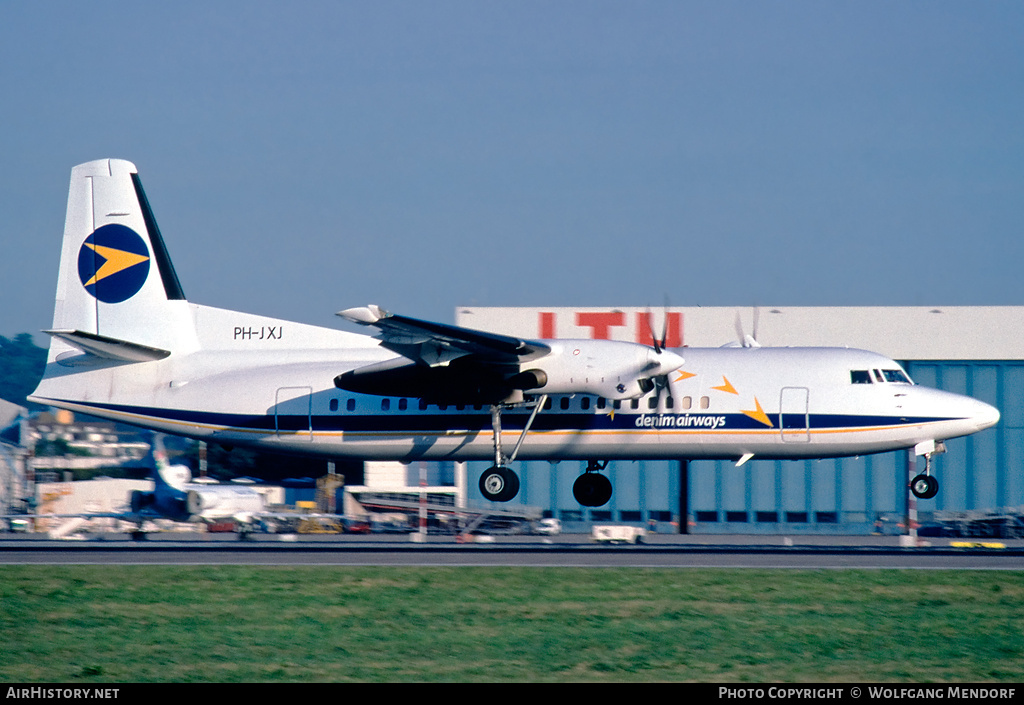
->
xmin=457 ymin=307 xmax=1024 ymax=534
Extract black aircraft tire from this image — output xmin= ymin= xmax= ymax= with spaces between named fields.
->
xmin=574 ymin=473 xmax=613 ymax=507
xmin=479 ymin=466 xmax=520 ymax=502
xmin=910 ymin=474 xmax=939 ymax=500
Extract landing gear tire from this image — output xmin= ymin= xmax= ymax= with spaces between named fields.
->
xmin=910 ymin=474 xmax=939 ymax=500
xmin=573 ymin=473 xmax=613 ymax=507
xmin=479 ymin=466 xmax=520 ymax=502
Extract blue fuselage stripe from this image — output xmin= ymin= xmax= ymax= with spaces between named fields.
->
xmin=56 ymin=400 xmax=955 ymax=434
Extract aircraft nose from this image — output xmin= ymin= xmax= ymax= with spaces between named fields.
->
xmin=972 ymin=400 xmax=1001 ymax=432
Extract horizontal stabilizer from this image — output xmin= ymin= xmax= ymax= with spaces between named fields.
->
xmin=44 ymin=329 xmax=171 ymax=362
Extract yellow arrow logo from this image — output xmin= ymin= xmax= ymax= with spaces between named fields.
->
xmin=741 ymin=397 xmax=774 ymax=428
xmin=712 ymin=376 xmax=738 ymax=395
xmin=82 ymin=243 xmax=150 ymax=287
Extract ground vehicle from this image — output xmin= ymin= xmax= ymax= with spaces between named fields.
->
xmin=592 ymin=525 xmax=645 ymax=544
xmin=534 ymin=518 xmax=562 ymax=535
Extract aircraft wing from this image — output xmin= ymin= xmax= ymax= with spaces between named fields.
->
xmin=338 ymin=305 xmax=550 ymax=366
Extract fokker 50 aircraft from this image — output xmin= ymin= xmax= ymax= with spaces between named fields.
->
xmin=29 ymin=159 xmax=1000 ymax=507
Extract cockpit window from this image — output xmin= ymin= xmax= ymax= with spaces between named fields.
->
xmin=852 ymin=369 xmax=913 ymax=384
xmin=883 ymin=369 xmax=912 ymax=384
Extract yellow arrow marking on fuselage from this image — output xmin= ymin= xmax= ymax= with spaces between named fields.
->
xmin=675 ymin=371 xmax=696 ymax=382
xmin=712 ymin=376 xmax=738 ymax=395
xmin=741 ymin=397 xmax=774 ymax=428
xmin=82 ymin=243 xmax=149 ymax=287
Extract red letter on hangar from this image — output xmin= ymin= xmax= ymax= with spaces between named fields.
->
xmin=576 ymin=311 xmax=626 ymax=339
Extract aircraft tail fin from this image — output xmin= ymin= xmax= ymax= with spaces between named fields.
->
xmin=137 ymin=432 xmax=192 ymax=489
xmin=47 ymin=159 xmax=197 ymax=361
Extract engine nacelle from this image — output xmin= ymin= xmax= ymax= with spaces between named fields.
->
xmin=334 ymin=340 xmax=682 ymax=404
xmin=186 ymin=490 xmax=204 ymax=515
xmin=519 ymin=340 xmax=684 ymax=400
xmin=336 ymin=356 xmax=520 ymax=404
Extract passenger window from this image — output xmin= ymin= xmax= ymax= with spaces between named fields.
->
xmin=597 ymin=398 xmax=607 ymax=410
xmin=700 ymin=396 xmax=710 ymax=410
xmin=630 ymin=399 xmax=640 ymax=410
xmin=544 ymin=398 xmax=553 ymax=410
xmin=648 ymin=396 xmax=658 ymax=409
xmin=851 ymin=370 xmax=872 ymax=384
xmin=681 ymin=396 xmax=692 ymax=410
xmin=581 ymin=397 xmax=591 ymax=410
xmin=419 ymin=399 xmax=428 ymax=410
xmin=381 ymin=398 xmax=390 ymax=411
xmin=346 ymin=399 xmax=356 ymax=412
xmin=613 ymin=400 xmax=622 ymax=410
xmin=665 ymin=396 xmax=674 ymax=409
xmin=329 ymin=398 xmax=339 ymax=412
xmin=398 ymin=398 xmax=408 ymax=411
xmin=560 ymin=397 xmax=570 ymax=410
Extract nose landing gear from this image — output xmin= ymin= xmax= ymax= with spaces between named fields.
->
xmin=910 ymin=441 xmax=944 ymax=500
xmin=910 ymin=473 xmax=938 ymax=500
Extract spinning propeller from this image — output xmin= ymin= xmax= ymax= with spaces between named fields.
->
xmin=729 ymin=307 xmax=762 ymax=348
xmin=642 ymin=302 xmax=681 ymax=404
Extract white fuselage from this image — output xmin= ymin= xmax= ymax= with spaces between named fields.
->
xmin=31 ymin=303 xmax=999 ymax=465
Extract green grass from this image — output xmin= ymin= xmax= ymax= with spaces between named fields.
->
xmin=1 ymin=567 xmax=1022 ymax=682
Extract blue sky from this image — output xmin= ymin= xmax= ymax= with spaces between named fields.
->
xmin=2 ymin=2 xmax=1022 ymax=341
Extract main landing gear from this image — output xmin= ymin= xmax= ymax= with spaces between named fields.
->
xmin=573 ymin=461 xmax=612 ymax=507
xmin=909 ymin=441 xmax=945 ymax=500
xmin=479 ymin=465 xmax=520 ymax=503
xmin=478 ymin=396 xmax=545 ymax=503
xmin=477 ymin=396 xmax=613 ymax=507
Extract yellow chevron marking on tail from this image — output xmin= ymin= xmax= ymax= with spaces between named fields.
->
xmin=83 ymin=243 xmax=150 ymax=286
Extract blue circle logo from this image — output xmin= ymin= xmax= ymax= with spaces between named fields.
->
xmin=77 ymin=224 xmax=151 ymax=304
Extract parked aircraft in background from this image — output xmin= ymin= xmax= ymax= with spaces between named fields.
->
xmin=1 ymin=433 xmax=269 ymax=536
xmin=28 ymin=160 xmax=1000 ymax=507
xmin=125 ymin=434 xmax=267 ymax=528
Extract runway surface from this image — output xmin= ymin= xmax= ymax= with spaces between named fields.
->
xmin=3 ymin=534 xmax=1023 ymax=569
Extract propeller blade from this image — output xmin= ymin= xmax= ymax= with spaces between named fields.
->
xmin=659 ymin=296 xmax=671 ymax=351
xmin=644 ymin=298 xmax=672 ymax=353
xmin=734 ymin=308 xmax=761 ymax=348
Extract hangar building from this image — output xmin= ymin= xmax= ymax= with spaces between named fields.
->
xmin=454 ymin=306 xmax=1024 ymax=535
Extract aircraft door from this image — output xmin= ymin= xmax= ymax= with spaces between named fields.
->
xmin=275 ymin=386 xmax=313 ymax=440
xmin=779 ymin=387 xmax=810 ymax=442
